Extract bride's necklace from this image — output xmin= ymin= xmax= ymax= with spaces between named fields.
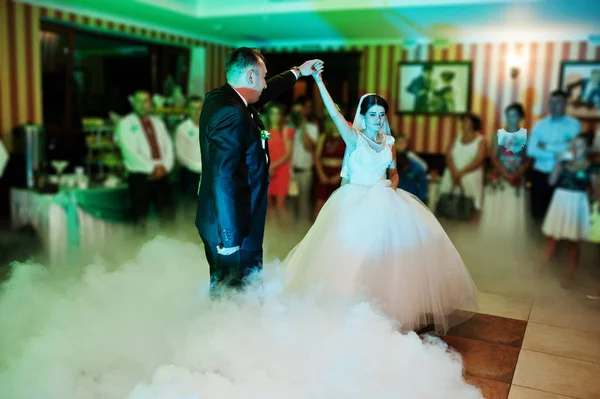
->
xmin=363 ymin=131 xmax=383 ymax=145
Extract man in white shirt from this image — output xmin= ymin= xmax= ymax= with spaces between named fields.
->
xmin=290 ymin=97 xmax=319 ymax=221
xmin=526 ymin=89 xmax=581 ymax=220
xmin=175 ymin=96 xmax=203 ymax=202
xmin=115 ymin=90 xmax=175 ymax=229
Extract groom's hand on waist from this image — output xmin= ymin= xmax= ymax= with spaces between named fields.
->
xmin=216 ymin=245 xmax=240 ymax=256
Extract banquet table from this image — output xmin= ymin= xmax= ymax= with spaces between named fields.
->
xmin=10 ymin=185 xmax=134 ymax=264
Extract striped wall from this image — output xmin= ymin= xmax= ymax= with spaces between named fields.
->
xmin=262 ymin=42 xmax=600 ymax=154
xmin=0 ymin=0 xmax=231 ymax=151
xmin=0 ymin=0 xmax=42 ymax=152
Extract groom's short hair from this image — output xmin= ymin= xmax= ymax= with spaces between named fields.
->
xmin=226 ymin=47 xmax=265 ymax=82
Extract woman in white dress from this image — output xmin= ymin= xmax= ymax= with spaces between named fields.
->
xmin=284 ymin=63 xmax=478 ymax=334
xmin=482 ymin=103 xmax=531 ymax=234
xmin=438 ymin=114 xmax=487 ymax=216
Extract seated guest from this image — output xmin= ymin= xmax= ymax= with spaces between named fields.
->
xmin=396 ymin=150 xmax=429 ymax=203
xmin=115 ymin=90 xmax=175 ymax=230
xmin=175 ymin=96 xmax=203 ymax=200
xmin=394 ymin=133 xmax=428 ymax=172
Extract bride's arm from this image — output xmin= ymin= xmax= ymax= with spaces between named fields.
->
xmin=312 ymin=66 xmax=358 ymax=148
xmin=388 ymin=149 xmax=399 ymax=190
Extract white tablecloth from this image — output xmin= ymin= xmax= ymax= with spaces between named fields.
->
xmin=10 ymin=188 xmax=132 ymax=265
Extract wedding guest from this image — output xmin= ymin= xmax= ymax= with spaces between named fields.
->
xmin=484 ymin=103 xmax=532 ymax=232
xmin=396 ymin=150 xmax=429 ymax=203
xmin=314 ymin=113 xmax=345 ymax=219
xmin=115 ymin=90 xmax=175 ymax=229
xmin=437 ymin=113 xmax=487 ymax=217
xmin=541 ymin=133 xmax=598 ymax=283
xmin=527 ymin=90 xmax=581 ymax=220
xmin=175 ymin=96 xmax=204 ymax=200
xmin=265 ymin=102 xmax=295 ymax=220
xmin=394 ymin=132 xmax=428 ymax=171
xmin=290 ymin=97 xmax=319 ymax=221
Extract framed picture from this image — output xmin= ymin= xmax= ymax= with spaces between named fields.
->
xmin=397 ymin=61 xmax=473 ymax=115
xmin=559 ymin=61 xmax=600 ymax=120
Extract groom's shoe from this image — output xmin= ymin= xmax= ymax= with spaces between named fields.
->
xmin=416 ymin=324 xmax=437 ymax=336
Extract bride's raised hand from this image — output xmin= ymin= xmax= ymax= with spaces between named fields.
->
xmin=312 ymin=61 xmax=324 ymax=81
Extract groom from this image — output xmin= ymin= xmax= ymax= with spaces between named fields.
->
xmin=196 ymin=47 xmax=322 ymax=293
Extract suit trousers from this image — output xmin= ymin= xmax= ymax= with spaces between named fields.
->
xmin=128 ymin=173 xmax=174 ymax=227
xmin=201 ymin=238 xmax=263 ymax=293
xmin=529 ymin=170 xmax=554 ymax=221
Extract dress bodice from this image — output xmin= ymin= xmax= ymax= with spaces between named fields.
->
xmin=341 ymin=131 xmax=394 ymax=186
xmin=496 ymin=128 xmax=528 ymax=173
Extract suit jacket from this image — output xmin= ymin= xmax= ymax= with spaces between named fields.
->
xmin=196 ymin=70 xmax=297 ymax=250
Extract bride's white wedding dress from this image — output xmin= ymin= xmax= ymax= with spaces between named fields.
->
xmin=285 ymin=130 xmax=478 ymax=333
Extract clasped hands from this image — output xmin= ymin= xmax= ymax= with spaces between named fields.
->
xmin=150 ymin=165 xmax=167 ymax=180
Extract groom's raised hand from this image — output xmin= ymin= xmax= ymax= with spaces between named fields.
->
xmin=297 ymin=59 xmax=324 ymax=78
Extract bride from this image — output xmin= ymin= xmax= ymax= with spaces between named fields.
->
xmin=285 ymin=62 xmax=478 ymax=334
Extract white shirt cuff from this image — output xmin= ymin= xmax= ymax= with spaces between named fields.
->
xmin=290 ymin=68 xmax=300 ymax=79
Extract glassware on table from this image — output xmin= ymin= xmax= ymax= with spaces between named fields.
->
xmin=51 ymin=160 xmax=69 ymax=187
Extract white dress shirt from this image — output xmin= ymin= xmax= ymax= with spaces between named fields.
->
xmin=292 ymin=122 xmax=319 ymax=169
xmin=0 ymin=139 xmax=8 ymax=178
xmin=526 ymin=115 xmax=581 ymax=174
xmin=175 ymin=119 xmax=202 ymax=174
xmin=115 ymin=113 xmax=174 ymax=175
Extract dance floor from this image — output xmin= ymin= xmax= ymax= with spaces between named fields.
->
xmin=438 ymin=314 xmax=526 ymax=399
xmin=1 ymin=188 xmax=599 ymax=399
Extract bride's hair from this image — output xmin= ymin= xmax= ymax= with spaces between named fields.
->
xmin=360 ymin=95 xmax=389 ymax=115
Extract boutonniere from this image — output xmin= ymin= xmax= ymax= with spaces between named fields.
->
xmin=260 ymin=129 xmax=271 ymax=140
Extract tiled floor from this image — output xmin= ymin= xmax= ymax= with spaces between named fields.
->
xmin=431 ymin=189 xmax=600 ymax=399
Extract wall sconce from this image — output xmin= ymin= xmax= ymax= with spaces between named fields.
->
xmin=510 ymin=66 xmax=520 ymax=79
xmin=508 ymin=52 xmax=523 ymax=79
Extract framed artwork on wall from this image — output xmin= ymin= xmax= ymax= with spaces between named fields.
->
xmin=397 ymin=61 xmax=473 ymax=115
xmin=560 ymin=61 xmax=600 ymax=120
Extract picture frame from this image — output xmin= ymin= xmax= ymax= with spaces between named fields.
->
xmin=396 ymin=61 xmax=473 ymax=116
xmin=559 ymin=61 xmax=600 ymax=120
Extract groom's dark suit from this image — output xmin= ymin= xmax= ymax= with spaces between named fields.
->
xmin=196 ymin=71 xmax=297 ymax=289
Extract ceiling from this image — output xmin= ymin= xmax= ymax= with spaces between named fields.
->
xmin=24 ymin=0 xmax=600 ymax=46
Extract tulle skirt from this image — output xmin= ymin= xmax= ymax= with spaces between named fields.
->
xmin=542 ymin=188 xmax=590 ymax=241
xmin=285 ymin=180 xmax=479 ymax=334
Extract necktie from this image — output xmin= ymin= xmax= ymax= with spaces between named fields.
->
xmin=139 ymin=117 xmax=161 ymax=160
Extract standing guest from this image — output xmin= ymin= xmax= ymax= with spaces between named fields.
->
xmin=484 ymin=103 xmax=532 ymax=232
xmin=265 ymin=102 xmax=295 ymax=220
xmin=175 ymin=96 xmax=204 ymax=202
xmin=396 ymin=150 xmax=429 ymax=204
xmin=314 ymin=113 xmax=346 ymax=219
xmin=437 ymin=113 xmax=487 ymax=217
xmin=115 ymin=90 xmax=175 ymax=230
xmin=541 ymin=133 xmax=598 ymax=283
xmin=290 ymin=97 xmax=319 ymax=221
xmin=527 ymin=90 xmax=581 ymax=220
